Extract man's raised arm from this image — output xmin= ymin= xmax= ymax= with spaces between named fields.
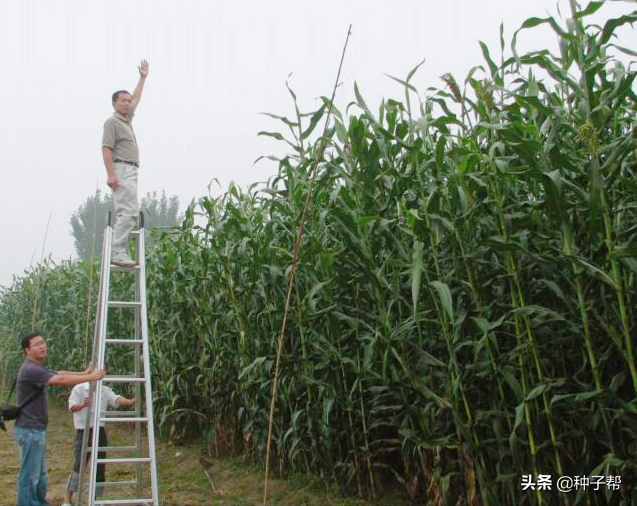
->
xmin=131 ymin=59 xmax=149 ymax=112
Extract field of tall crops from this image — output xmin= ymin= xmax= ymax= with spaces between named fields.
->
xmin=1 ymin=3 xmax=636 ymax=504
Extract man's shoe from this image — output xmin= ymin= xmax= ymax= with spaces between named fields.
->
xmin=111 ymin=254 xmax=136 ymax=267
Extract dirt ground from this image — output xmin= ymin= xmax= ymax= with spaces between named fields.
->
xmin=0 ymin=399 xmax=402 ymax=506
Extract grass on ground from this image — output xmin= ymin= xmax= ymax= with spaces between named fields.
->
xmin=0 ymin=398 xmax=405 ymax=506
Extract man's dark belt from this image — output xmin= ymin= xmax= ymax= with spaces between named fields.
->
xmin=113 ymin=159 xmax=139 ymax=167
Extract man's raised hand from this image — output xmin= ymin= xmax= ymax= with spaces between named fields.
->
xmin=138 ymin=59 xmax=149 ymax=78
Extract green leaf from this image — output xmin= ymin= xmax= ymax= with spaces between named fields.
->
xmin=411 ymin=240 xmax=423 ymax=315
xmin=550 ymin=390 xmax=603 ymax=406
xmin=238 ymin=356 xmax=266 ymax=380
xmin=385 ymin=74 xmax=419 ymax=94
xmin=431 ymin=281 xmax=454 ymax=323
xmin=257 ymin=130 xmax=285 ymax=141
xmin=354 ymin=82 xmax=373 ymax=119
xmin=570 ymin=257 xmax=619 ymax=290
xmin=600 ymin=12 xmax=637 ymax=45
xmin=479 ymin=41 xmax=499 ymax=79
xmin=259 ymin=111 xmax=298 ymax=127
xmin=300 ymin=104 xmax=327 ymax=140
xmin=574 ymin=1 xmax=604 ymax=19
xmin=435 ymin=136 xmax=446 ymax=170
xmin=334 ymin=118 xmax=348 ymax=144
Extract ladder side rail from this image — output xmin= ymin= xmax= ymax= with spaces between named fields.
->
xmin=137 ymin=223 xmax=160 ymax=505
xmin=134 ymin=242 xmax=143 ymax=498
xmin=88 ymin=231 xmax=113 ymax=504
xmin=134 ymin=339 xmax=142 ymax=499
xmin=91 ymin=215 xmax=113 ymax=364
xmin=79 ymin=222 xmax=114 ymax=506
xmin=78 ymin=381 xmax=97 ymax=506
xmin=134 ymin=229 xmax=143 ymax=497
xmin=88 ymin=378 xmax=106 ymax=504
xmin=133 ymin=214 xmax=143 ymax=499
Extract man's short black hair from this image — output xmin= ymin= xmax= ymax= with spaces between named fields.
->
xmin=19 ymin=331 xmax=43 ymax=351
xmin=112 ymin=90 xmax=131 ymax=104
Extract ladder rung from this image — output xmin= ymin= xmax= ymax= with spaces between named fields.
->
xmin=99 ymin=479 xmax=139 ymax=487
xmin=104 ymin=375 xmax=147 ymax=383
xmin=110 ymin=264 xmax=141 ymax=272
xmin=102 ymin=410 xmax=137 ymax=417
xmin=97 ymin=457 xmax=152 ymax=464
xmin=104 ymin=338 xmax=145 ymax=345
xmin=99 ymin=417 xmax=149 ymax=423
xmin=88 ymin=445 xmax=138 ymax=452
xmin=94 ymin=500 xmax=154 ymax=506
xmin=108 ymin=301 xmax=142 ymax=309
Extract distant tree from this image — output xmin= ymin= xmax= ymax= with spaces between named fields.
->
xmin=70 ymin=189 xmax=113 ymax=261
xmin=70 ymin=190 xmax=182 ymax=261
xmin=140 ymin=190 xmax=181 ymax=233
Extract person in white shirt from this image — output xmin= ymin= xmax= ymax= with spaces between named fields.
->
xmin=61 ymin=382 xmax=135 ymax=506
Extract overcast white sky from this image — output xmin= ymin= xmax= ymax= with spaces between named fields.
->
xmin=1 ymin=0 xmax=635 ymax=288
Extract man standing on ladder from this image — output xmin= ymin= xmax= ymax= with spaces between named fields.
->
xmin=102 ymin=59 xmax=149 ymax=267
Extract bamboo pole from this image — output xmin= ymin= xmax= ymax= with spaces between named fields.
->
xmin=263 ymin=25 xmax=352 ymax=506
xmin=31 ymin=214 xmax=51 ymax=328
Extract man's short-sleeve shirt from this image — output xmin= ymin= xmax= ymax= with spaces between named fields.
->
xmin=16 ymin=358 xmax=56 ymax=429
xmin=102 ymin=112 xmax=139 ymax=163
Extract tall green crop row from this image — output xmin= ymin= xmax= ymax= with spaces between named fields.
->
xmin=1 ymin=2 xmax=636 ymax=504
xmin=143 ymin=3 xmax=637 ymax=503
xmin=0 ymin=259 xmax=140 ymax=394
xmin=0 ymin=261 xmax=96 ymax=381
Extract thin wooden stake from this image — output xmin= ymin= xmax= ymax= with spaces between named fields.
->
xmin=31 ymin=214 xmax=51 ymax=328
xmin=263 ymin=25 xmax=352 ymax=506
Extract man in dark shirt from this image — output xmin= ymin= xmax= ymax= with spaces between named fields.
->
xmin=14 ymin=332 xmax=106 ymax=506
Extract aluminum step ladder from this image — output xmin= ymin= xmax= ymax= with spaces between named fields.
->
xmin=78 ymin=213 xmax=160 ymax=506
